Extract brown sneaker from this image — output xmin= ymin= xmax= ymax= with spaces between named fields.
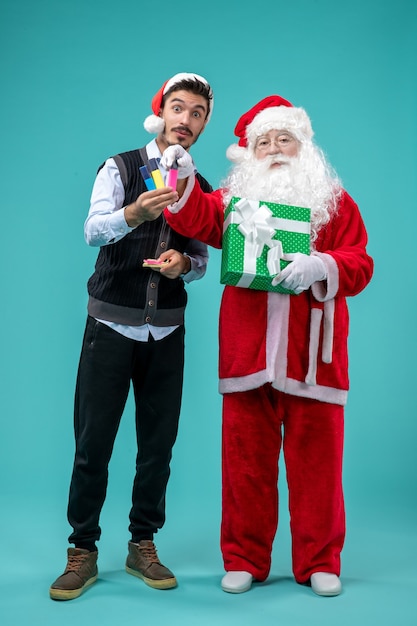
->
xmin=49 ymin=548 xmax=98 ymax=600
xmin=126 ymin=540 xmax=177 ymax=589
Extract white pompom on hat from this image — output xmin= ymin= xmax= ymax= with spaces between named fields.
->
xmin=143 ymin=72 xmax=214 ymax=134
xmin=226 ymin=95 xmax=313 ymax=163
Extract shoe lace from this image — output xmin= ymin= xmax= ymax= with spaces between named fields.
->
xmin=65 ymin=552 xmax=89 ymax=573
xmin=140 ymin=542 xmax=160 ymax=564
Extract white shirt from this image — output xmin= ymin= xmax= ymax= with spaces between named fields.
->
xmin=84 ymin=140 xmax=209 ymax=341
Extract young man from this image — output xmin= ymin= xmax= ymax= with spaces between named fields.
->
xmin=160 ymin=95 xmax=374 ymax=596
xmin=50 ymin=73 xmax=214 ymax=601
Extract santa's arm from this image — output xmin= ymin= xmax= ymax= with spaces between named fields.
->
xmin=164 ymin=174 xmax=224 ymax=249
xmin=312 ymin=191 xmax=374 ymax=301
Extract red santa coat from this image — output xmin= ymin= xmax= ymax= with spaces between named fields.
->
xmin=164 ymin=176 xmax=373 ymax=405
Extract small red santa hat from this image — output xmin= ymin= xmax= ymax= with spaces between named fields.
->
xmin=226 ymin=95 xmax=313 ymax=162
xmin=143 ymin=72 xmax=214 ymax=134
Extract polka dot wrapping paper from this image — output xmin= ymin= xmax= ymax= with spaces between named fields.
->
xmin=221 ymin=197 xmax=311 ymax=294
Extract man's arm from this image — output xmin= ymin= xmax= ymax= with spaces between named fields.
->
xmin=84 ymin=158 xmax=177 ymax=247
xmin=181 ymin=238 xmax=209 ymax=282
xmin=84 ymin=158 xmax=132 ymax=246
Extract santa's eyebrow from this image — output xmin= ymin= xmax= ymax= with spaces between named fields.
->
xmin=257 ymin=131 xmax=293 ymax=138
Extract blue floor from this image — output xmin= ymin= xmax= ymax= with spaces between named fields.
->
xmin=1 ymin=496 xmax=415 ymax=626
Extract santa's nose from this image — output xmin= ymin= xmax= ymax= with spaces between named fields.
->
xmin=266 ymin=141 xmax=281 ymax=154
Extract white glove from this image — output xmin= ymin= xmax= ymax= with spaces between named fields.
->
xmin=272 ymin=253 xmax=327 ymax=294
xmin=160 ymin=145 xmax=195 ymax=179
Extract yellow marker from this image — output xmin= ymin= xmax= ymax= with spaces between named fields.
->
xmin=148 ymin=158 xmax=165 ymax=189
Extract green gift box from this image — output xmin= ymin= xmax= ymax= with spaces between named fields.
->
xmin=220 ymin=197 xmax=311 ymax=294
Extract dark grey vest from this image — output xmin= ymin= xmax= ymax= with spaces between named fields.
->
xmin=87 ymin=148 xmax=211 ymax=326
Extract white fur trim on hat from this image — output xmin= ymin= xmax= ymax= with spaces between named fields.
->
xmin=246 ymin=106 xmax=313 ymax=148
xmin=163 ymin=72 xmax=214 ymax=123
xmin=143 ymin=114 xmax=166 ymax=134
xmin=226 ymin=144 xmax=247 ymax=163
xmin=143 ymin=72 xmax=213 ymax=134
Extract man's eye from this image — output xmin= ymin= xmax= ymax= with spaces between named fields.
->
xmin=192 ymin=111 xmax=201 ymax=118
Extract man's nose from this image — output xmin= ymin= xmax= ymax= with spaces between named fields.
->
xmin=179 ymin=110 xmax=191 ymax=125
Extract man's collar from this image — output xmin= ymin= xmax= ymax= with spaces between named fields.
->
xmin=146 ymin=138 xmax=161 ymax=159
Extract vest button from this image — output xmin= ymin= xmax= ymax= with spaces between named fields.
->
xmin=160 ymin=241 xmax=166 ymax=249
xmin=145 ymin=316 xmax=151 ymax=323
xmin=150 ymin=282 xmax=156 ymax=289
xmin=148 ymin=300 xmax=154 ymax=306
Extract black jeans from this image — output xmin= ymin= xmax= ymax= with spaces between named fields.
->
xmin=67 ymin=316 xmax=185 ymax=549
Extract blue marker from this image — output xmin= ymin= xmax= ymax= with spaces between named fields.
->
xmin=139 ymin=165 xmax=156 ymax=190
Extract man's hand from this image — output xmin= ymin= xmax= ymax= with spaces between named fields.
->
xmin=124 ymin=188 xmax=179 ymax=228
xmin=157 ymin=249 xmax=191 ymax=279
xmin=161 ymin=145 xmax=194 ymax=179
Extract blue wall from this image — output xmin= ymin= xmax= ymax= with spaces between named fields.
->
xmin=1 ymin=0 xmax=416 ymax=559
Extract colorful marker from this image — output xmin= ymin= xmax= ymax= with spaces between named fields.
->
xmin=148 ymin=158 xmax=165 ymax=189
xmin=139 ymin=165 xmax=156 ymax=190
xmin=166 ymin=161 xmax=178 ymax=188
xmin=142 ymin=258 xmax=170 ymax=268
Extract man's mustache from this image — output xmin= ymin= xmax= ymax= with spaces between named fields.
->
xmin=172 ymin=126 xmax=193 ymax=137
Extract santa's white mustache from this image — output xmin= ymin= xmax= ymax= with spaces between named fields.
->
xmin=267 ymin=155 xmax=292 ymax=166
xmin=253 ymin=154 xmax=293 ymax=170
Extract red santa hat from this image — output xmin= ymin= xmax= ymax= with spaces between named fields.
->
xmin=143 ymin=72 xmax=214 ymax=134
xmin=226 ymin=95 xmax=313 ymax=162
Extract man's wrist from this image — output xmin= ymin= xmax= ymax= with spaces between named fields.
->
xmin=182 ymin=254 xmax=191 ymax=275
xmin=124 ymin=204 xmax=144 ymax=228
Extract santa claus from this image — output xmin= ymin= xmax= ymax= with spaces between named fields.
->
xmin=161 ymin=95 xmax=374 ymax=597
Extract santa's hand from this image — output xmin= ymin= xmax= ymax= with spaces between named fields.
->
xmin=161 ymin=145 xmax=194 ymax=179
xmin=272 ymin=253 xmax=327 ymax=294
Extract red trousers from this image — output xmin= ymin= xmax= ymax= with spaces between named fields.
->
xmin=221 ymin=385 xmax=345 ymax=583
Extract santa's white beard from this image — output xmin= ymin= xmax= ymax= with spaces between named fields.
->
xmin=222 ymin=143 xmax=342 ymax=243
